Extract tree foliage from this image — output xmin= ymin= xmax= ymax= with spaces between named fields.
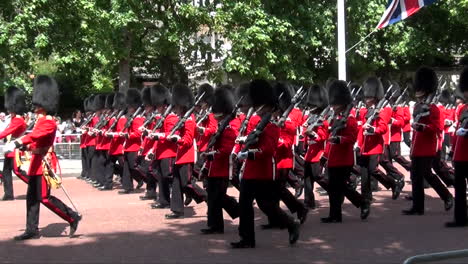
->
xmin=0 ymin=0 xmax=466 ymax=109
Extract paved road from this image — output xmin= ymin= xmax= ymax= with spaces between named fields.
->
xmin=1 ymin=168 xmax=467 ymax=264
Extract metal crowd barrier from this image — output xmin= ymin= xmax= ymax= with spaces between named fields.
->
xmin=54 ymin=134 xmax=82 ymax=160
xmin=403 ymin=249 xmax=468 ymax=264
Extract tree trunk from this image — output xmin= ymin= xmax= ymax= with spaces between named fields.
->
xmin=118 ymin=28 xmax=132 ymax=93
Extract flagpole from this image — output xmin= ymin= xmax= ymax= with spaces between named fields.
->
xmin=337 ymin=0 xmax=347 ymax=81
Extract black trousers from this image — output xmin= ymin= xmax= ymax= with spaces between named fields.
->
xmin=91 ymin=150 xmax=105 ymax=185
xmin=453 ymin=162 xmax=468 ymax=224
xmin=135 ymin=157 xmax=157 ymax=193
xmin=206 ymin=177 xmax=239 ymax=230
xmin=100 ymin=151 xmax=114 ymax=188
xmin=122 ymin=151 xmax=142 ymax=191
xmin=80 ymin=148 xmax=88 ymax=178
xmin=432 ymin=151 xmax=455 ymax=187
xmin=86 ymin=146 xmax=96 ymax=180
xmin=328 ymin=166 xmax=353 ymax=219
xmin=411 ymin=156 xmax=452 ymax=211
xmin=170 ymin=163 xmax=192 ymax=213
xmin=441 ymin=133 xmax=451 ymax=161
xmin=304 ymin=161 xmax=322 ymax=207
xmin=389 ymin=142 xmax=411 ymax=171
xmin=2 ymin=157 xmax=14 ymax=198
xmin=380 ymin=145 xmax=404 ymax=181
xmin=109 ymin=154 xmax=124 ymax=180
xmin=403 ymin=131 xmax=412 ymax=148
xmin=154 ymin=158 xmax=175 ymax=206
xmin=319 ymin=168 xmax=364 ymax=209
xmin=276 ymin=169 xmax=304 ymax=214
xmin=238 ymin=179 xmax=295 ymax=243
xmin=26 ymin=175 xmax=79 ymax=233
xmin=359 ymin=154 xmax=395 ymax=203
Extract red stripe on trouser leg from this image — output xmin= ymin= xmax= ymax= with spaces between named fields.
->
xmin=39 ymin=175 xmax=75 ymax=223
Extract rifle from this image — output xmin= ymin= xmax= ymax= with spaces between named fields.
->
xmin=168 ymin=92 xmax=205 ymax=137
xmin=241 ymin=112 xmax=273 ymax=152
xmin=392 ymin=86 xmax=409 ymax=111
xmin=142 ymin=110 xmax=159 ymax=128
xmin=413 ymin=91 xmax=435 ymax=123
xmin=196 ymin=107 xmax=212 ymax=126
xmin=329 ymin=101 xmax=355 ymax=137
xmin=95 ymin=110 xmax=120 ymax=130
xmin=275 ymin=86 xmax=306 ymax=127
xmin=149 ymin=105 xmax=173 ymax=134
xmin=123 ymin=106 xmax=144 ymax=131
xmin=363 ymin=85 xmax=396 ymax=127
xmin=431 ymin=81 xmax=447 ymax=104
xmin=235 ymin=106 xmax=256 ymax=142
xmin=107 ymin=109 xmax=126 ymax=132
xmin=304 ymin=105 xmax=331 ymax=135
xmin=206 ymin=97 xmax=243 ymax=151
xmin=80 ymin=113 xmax=96 ymax=130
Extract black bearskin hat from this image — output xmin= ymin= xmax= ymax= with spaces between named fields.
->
xmin=307 ymin=84 xmax=328 ymax=109
xmin=196 ymin=83 xmax=214 ymax=105
xmin=212 ymin=85 xmax=236 ymax=115
xmin=273 ymin=82 xmax=293 ymax=112
xmin=328 ymin=80 xmax=352 ymax=106
xmin=32 ymin=75 xmax=59 ymax=114
xmin=105 ymin=93 xmax=114 ymax=109
xmin=151 ymin=84 xmax=171 ymax=106
xmin=113 ymin=92 xmax=126 ymax=110
xmin=172 ymin=84 xmax=194 ymax=109
xmin=414 ymin=66 xmax=438 ymax=94
xmin=460 ymin=67 xmax=468 ymax=93
xmin=4 ymin=86 xmax=27 ymax=114
xmin=250 ymin=79 xmax=276 ymax=108
xmin=93 ymin=94 xmax=107 ymax=111
xmin=125 ymin=88 xmax=142 ymax=108
xmin=83 ymin=98 xmax=89 ymax=112
xmin=363 ymin=77 xmax=384 ymax=100
xmin=141 ymin=87 xmax=152 ymax=106
xmin=439 ymin=89 xmax=453 ymax=105
xmin=236 ymin=83 xmax=252 ymax=107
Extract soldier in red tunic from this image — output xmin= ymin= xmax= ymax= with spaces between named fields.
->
xmin=321 ymin=80 xmax=364 ymax=223
xmin=5 ymin=75 xmax=81 ymax=240
xmin=303 ymin=84 xmax=329 ymax=209
xmin=0 ymin=86 xmax=27 ymax=200
xmin=105 ymin=93 xmax=127 ymax=187
xmin=403 ymin=67 xmax=453 ymax=215
xmin=446 ymin=66 xmax=468 ymax=227
xmin=231 ymin=79 xmax=300 ymax=249
xmin=146 ymin=84 xmax=176 ymax=209
xmin=200 ymin=85 xmax=240 ymax=234
xmin=89 ymin=94 xmax=107 ymax=188
xmin=119 ymin=89 xmax=145 ymax=194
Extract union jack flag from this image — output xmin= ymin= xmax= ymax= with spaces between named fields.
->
xmin=377 ymin=0 xmax=438 ymax=29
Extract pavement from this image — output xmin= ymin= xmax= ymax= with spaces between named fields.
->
xmin=1 ymin=162 xmax=468 ymax=264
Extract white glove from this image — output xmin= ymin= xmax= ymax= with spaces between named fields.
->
xmin=456 ymin=128 xmax=467 ymax=137
xmin=236 ymin=136 xmax=247 ymax=144
xmin=168 ymin=135 xmax=181 ymax=142
xmin=237 ymin=151 xmax=249 ymax=160
xmin=4 ymin=142 xmax=17 ymax=153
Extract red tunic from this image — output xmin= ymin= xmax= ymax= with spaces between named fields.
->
xmin=402 ymin=106 xmax=412 ymax=133
xmin=0 ymin=116 xmax=27 ymax=158
xmin=108 ymin=117 xmax=126 ymax=156
xmin=196 ymin=113 xmax=218 ymax=152
xmin=453 ymin=104 xmax=468 ymax=162
xmin=304 ymin=120 xmax=329 ymax=163
xmin=174 ymin=114 xmax=196 ymax=165
xmin=98 ymin=118 xmax=112 ymax=151
xmin=326 ymin=116 xmax=358 ymax=168
xmin=123 ymin=116 xmax=144 ymax=152
xmin=358 ymin=107 xmax=389 ymax=156
xmin=410 ymin=104 xmax=441 ymax=157
xmin=85 ymin=116 xmax=99 ymax=146
xmin=390 ymin=106 xmax=405 ymax=142
xmin=154 ymin=114 xmax=178 ymax=160
xmin=19 ymin=115 xmax=56 ymax=176
xmin=207 ymin=117 xmax=241 ymax=178
xmin=276 ymin=113 xmax=296 ymax=169
xmin=242 ymin=121 xmax=280 ymax=181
